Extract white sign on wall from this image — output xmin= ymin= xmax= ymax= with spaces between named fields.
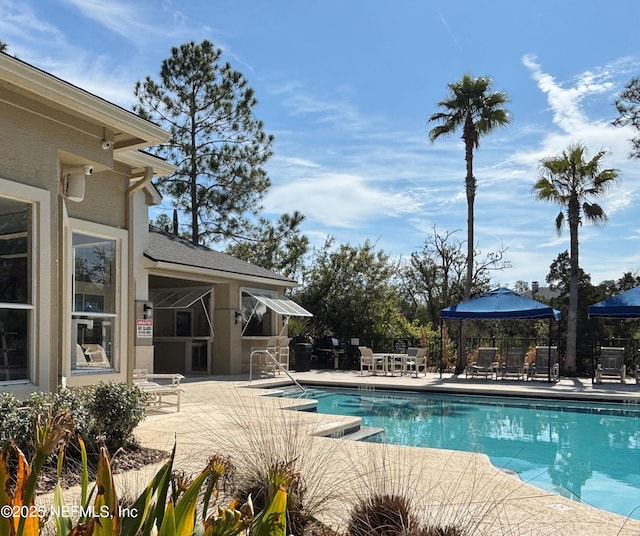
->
xmin=136 ymin=319 xmax=153 ymax=338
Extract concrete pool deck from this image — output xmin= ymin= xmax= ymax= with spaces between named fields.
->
xmin=132 ymin=370 xmax=640 ymax=535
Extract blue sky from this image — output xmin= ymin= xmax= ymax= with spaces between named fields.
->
xmin=2 ymin=0 xmax=640 ymax=287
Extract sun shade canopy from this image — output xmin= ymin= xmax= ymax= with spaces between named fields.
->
xmin=245 ymin=289 xmax=313 ymax=317
xmin=588 ymin=286 xmax=640 ymax=319
xmin=150 ymin=287 xmax=212 ymax=309
xmin=440 ymin=287 xmax=561 ymax=321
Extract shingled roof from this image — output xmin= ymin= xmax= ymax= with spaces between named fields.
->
xmin=145 ymin=227 xmax=296 ymax=285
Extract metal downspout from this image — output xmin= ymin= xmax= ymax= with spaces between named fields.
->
xmin=125 ymin=167 xmax=154 ymax=383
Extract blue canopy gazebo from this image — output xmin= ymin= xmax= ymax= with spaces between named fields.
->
xmin=588 ymin=286 xmax=640 ymax=383
xmin=588 ymin=286 xmax=640 ymax=319
xmin=440 ymin=287 xmax=561 ymax=381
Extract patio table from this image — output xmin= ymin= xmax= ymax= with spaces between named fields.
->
xmin=381 ymin=353 xmax=409 ymax=376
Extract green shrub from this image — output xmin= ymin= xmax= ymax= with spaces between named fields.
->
xmin=0 ymin=382 xmax=148 ymax=460
xmin=0 ymin=391 xmax=59 ymax=458
xmin=86 ymin=381 xmax=148 ymax=452
xmin=51 ymin=385 xmax=90 ymax=440
xmin=0 ymin=392 xmax=28 ymax=448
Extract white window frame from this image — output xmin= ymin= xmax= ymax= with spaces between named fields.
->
xmin=0 ymin=179 xmax=50 ymax=390
xmin=66 ymin=218 xmax=127 ymax=382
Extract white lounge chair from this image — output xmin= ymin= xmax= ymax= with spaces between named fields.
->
xmin=595 ymin=347 xmax=626 ymax=383
xmin=528 ymin=346 xmax=559 ymax=381
xmin=81 ymin=344 xmax=111 ymax=367
xmin=75 ymin=343 xmax=111 ymax=368
xmin=133 ymin=368 xmax=185 ymax=411
xmin=465 ymin=347 xmax=498 ymax=379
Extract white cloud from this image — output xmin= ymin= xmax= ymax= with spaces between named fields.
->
xmin=272 ymin=156 xmax=321 ymax=170
xmin=63 ymin=0 xmax=152 ymax=43
xmin=0 ymin=1 xmax=64 ymax=50
xmin=521 ymin=55 xmax=638 ymax=156
xmin=61 ymin=0 xmax=211 ymax=45
xmin=522 ymin=54 xmax=613 ymax=132
xmin=263 ymin=172 xmax=419 ymax=228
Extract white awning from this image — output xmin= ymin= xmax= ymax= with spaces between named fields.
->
xmin=246 ymin=289 xmax=313 ymax=317
xmin=150 ymin=287 xmax=212 ymax=309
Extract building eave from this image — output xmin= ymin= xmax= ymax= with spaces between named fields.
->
xmin=145 ymin=258 xmax=299 ymax=289
xmin=0 ymin=53 xmax=169 ymax=149
xmin=117 ymin=150 xmax=176 ymax=177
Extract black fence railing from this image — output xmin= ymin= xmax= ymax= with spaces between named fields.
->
xmin=302 ymin=334 xmax=640 ymax=377
xmin=590 ymin=337 xmax=640 ymax=379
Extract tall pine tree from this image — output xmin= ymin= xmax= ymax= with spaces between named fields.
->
xmin=134 ymin=40 xmax=274 ymax=246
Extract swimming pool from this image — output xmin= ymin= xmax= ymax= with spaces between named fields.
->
xmin=284 ymin=387 xmax=640 ymax=521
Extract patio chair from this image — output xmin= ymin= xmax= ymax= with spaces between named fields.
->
xmin=528 ymin=346 xmax=559 ymax=382
xmin=500 ymin=346 xmax=527 ymax=380
xmin=275 ymin=336 xmax=291 ymax=372
xmin=405 ymin=347 xmax=428 ymax=377
xmin=80 ymin=344 xmax=111 ymax=367
xmin=595 ymin=346 xmax=626 ymax=383
xmin=250 ymin=336 xmax=279 ymax=377
xmin=465 ymin=347 xmax=498 ymax=379
xmin=359 ymin=346 xmax=384 ymax=375
xmin=76 ymin=344 xmax=89 ymax=367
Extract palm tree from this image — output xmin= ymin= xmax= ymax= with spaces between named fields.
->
xmin=532 ymin=143 xmax=620 ymax=374
xmin=428 ymin=74 xmax=510 ymax=372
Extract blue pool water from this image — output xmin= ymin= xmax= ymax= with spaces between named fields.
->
xmin=285 ymin=387 xmax=640 ymax=520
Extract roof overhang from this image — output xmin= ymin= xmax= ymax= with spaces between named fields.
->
xmin=118 ymin=150 xmax=176 ymax=178
xmin=0 ymin=53 xmax=169 ymax=150
xmin=145 ymin=258 xmax=299 ymax=288
xmin=118 ymin=150 xmax=175 ymax=206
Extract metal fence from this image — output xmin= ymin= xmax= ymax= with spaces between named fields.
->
xmin=328 ymin=335 xmax=640 ymax=377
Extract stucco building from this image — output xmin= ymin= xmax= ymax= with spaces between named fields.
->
xmin=0 ymin=52 xmax=305 ymax=399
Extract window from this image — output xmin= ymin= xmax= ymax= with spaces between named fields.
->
xmin=0 ymin=198 xmax=32 ymax=381
xmin=240 ymin=288 xmax=312 ymax=337
xmin=72 ymin=232 xmax=117 ymax=371
xmin=241 ymin=289 xmax=274 ymax=336
xmin=175 ymin=311 xmax=191 ymax=337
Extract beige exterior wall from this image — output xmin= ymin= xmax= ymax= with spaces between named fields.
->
xmin=1 ymin=56 xmax=298 ymax=395
xmin=212 ymin=282 xmax=242 ymax=374
xmin=66 ymin=171 xmax=126 ymax=228
xmin=0 ymin=76 xmax=160 ymax=397
xmin=131 ymin=188 xmax=155 ymax=376
xmin=0 ymin=94 xmax=61 ymax=397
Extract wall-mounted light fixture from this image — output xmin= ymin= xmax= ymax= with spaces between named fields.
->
xmin=143 ymin=303 xmax=154 ymax=319
xmin=235 ymin=311 xmax=243 ymax=324
xmin=62 ymin=164 xmax=94 ymax=202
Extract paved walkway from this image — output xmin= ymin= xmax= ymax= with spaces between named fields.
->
xmin=131 ymin=371 xmax=640 ymax=536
